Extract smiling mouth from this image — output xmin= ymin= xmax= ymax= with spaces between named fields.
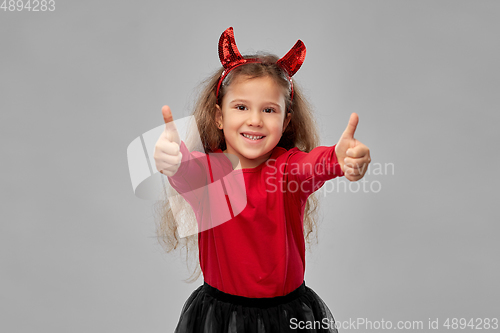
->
xmin=241 ymin=133 xmax=265 ymax=141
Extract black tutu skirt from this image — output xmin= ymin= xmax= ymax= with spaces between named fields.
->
xmin=174 ymin=281 xmax=338 ymax=332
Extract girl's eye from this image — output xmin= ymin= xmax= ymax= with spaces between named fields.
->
xmin=234 ymin=105 xmax=276 ymax=113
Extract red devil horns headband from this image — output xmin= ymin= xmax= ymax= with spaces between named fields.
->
xmin=216 ymin=27 xmax=306 ymax=102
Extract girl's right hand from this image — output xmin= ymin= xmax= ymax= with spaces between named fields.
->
xmin=154 ymin=105 xmax=182 ymax=177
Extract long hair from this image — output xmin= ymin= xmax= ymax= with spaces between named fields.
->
xmin=154 ymin=53 xmax=322 ymax=282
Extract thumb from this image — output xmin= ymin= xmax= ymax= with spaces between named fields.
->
xmin=341 ymin=112 xmax=359 ymax=140
xmin=161 ymin=105 xmax=181 ymax=146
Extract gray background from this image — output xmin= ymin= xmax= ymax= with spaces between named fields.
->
xmin=1 ymin=0 xmax=499 ymax=332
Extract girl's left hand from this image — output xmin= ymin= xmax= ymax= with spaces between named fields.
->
xmin=335 ymin=113 xmax=371 ymax=182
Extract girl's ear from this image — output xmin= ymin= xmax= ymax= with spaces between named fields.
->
xmin=283 ymin=112 xmax=292 ymax=133
xmin=215 ymin=104 xmax=223 ymax=129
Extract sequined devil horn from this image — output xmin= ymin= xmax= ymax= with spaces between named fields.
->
xmin=218 ymin=27 xmax=245 ymax=69
xmin=276 ymin=40 xmax=306 ymax=78
xmin=216 ymin=27 xmax=260 ymax=97
xmin=276 ymin=40 xmax=306 ymax=101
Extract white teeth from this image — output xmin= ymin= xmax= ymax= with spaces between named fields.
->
xmin=242 ymin=133 xmax=264 ymax=140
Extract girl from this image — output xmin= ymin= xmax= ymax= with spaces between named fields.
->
xmin=154 ymin=27 xmax=371 ymax=332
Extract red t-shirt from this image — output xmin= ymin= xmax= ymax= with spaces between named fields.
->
xmin=167 ymin=141 xmax=344 ymax=298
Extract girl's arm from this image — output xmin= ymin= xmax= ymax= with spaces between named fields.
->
xmin=155 ymin=105 xmax=210 ymax=198
xmin=287 ymin=145 xmax=344 ymax=199
xmin=166 ymin=140 xmax=210 ymax=199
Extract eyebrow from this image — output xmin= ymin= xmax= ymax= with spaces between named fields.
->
xmin=229 ymin=99 xmax=283 ymax=110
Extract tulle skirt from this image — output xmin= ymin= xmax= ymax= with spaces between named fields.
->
xmin=174 ymin=281 xmax=338 ymax=332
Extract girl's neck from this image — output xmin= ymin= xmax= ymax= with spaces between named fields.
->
xmin=222 ymin=149 xmax=273 ymax=170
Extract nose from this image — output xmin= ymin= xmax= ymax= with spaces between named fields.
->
xmin=247 ymin=108 xmax=263 ymax=127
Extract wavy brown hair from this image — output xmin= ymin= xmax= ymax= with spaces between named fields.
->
xmin=154 ymin=53 xmax=322 ymax=282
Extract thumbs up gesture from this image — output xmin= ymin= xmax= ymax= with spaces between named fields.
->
xmin=335 ymin=113 xmax=371 ymax=182
xmin=154 ymin=105 xmax=183 ymax=177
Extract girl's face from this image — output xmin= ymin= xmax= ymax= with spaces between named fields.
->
xmin=215 ymin=75 xmax=291 ymax=169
